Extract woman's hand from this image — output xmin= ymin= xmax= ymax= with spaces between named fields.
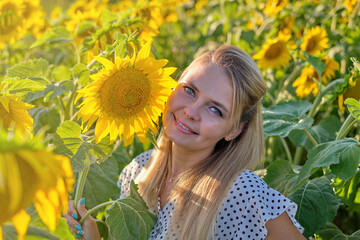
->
xmin=64 ymin=198 xmax=101 ymax=240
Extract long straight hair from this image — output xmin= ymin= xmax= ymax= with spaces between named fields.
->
xmin=136 ymin=45 xmax=266 ymax=240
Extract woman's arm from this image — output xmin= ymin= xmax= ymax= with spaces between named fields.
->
xmin=265 ymin=212 xmax=307 ymax=240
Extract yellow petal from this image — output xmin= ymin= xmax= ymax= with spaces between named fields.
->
xmin=94 ymin=56 xmax=115 ymax=70
xmin=338 ymin=94 xmax=344 ymax=113
xmin=135 ymin=41 xmax=152 ymax=65
xmin=0 ymin=96 xmax=10 ymax=112
xmin=11 ymin=210 xmax=30 ymax=240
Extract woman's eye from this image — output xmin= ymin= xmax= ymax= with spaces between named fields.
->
xmin=184 ymin=86 xmax=195 ymax=96
xmin=209 ymin=106 xmax=223 ymax=117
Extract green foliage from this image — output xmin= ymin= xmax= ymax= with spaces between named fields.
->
xmin=6 ymin=58 xmax=49 ymax=82
xmin=289 ymin=177 xmax=342 ymax=238
xmin=317 ymin=222 xmax=360 ymax=240
xmin=345 ymin=98 xmax=360 ymax=120
xmin=30 ymin=27 xmax=73 ymax=49
xmin=105 ymin=181 xmax=157 ymax=240
xmin=333 ymin=171 xmax=360 ymax=212
xmin=263 ymin=101 xmax=313 ymax=137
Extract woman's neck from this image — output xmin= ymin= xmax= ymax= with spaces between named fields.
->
xmin=170 ymin=143 xmax=213 ymax=178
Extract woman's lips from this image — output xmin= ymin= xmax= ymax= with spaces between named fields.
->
xmin=173 ymin=115 xmax=198 ymax=135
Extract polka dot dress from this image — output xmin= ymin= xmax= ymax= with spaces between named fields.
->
xmin=117 ymin=150 xmax=304 ymax=240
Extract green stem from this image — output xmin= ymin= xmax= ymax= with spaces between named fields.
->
xmin=336 ymin=114 xmax=356 ymax=140
xmin=279 ymin=137 xmax=293 ymax=164
xmin=275 ymin=63 xmax=304 ymax=103
xmin=79 ymin=201 xmax=115 ymax=224
xmin=58 ymin=96 xmax=66 ymax=122
xmin=65 ymin=83 xmax=79 ymax=121
xmin=74 ymin=166 xmax=90 ymax=210
xmin=303 ymin=129 xmax=318 ymax=146
xmin=293 ymin=79 xmax=344 ymax=165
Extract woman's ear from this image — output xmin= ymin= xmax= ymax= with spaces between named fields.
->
xmin=224 ymin=122 xmax=246 ymax=141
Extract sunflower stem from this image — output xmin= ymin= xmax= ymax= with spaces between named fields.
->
xmin=275 ymin=63 xmax=304 ymax=103
xmin=58 ymin=96 xmax=66 ymax=122
xmin=293 ymin=146 xmax=303 ymax=165
xmin=74 ymin=166 xmax=90 ymax=210
xmin=279 ymin=137 xmax=293 ymax=164
xmin=336 ymin=114 xmax=356 ymax=140
xmin=303 ymin=129 xmax=318 ymax=146
xmin=79 ymin=201 xmax=115 ymax=224
xmin=65 ymin=83 xmax=79 ymax=121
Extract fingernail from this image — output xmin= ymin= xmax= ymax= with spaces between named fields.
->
xmin=75 ymin=224 xmax=82 ymax=230
xmin=78 ymin=230 xmax=84 ymax=235
xmin=76 ymin=234 xmax=82 ymax=238
xmin=80 ymin=198 xmax=85 ymax=206
xmin=71 ymin=213 xmax=78 ymax=219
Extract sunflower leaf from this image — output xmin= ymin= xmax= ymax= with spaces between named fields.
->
xmin=30 ymin=27 xmax=73 ymax=49
xmin=263 ymin=100 xmax=313 ymax=137
xmin=6 ymin=58 xmax=49 ymax=82
xmin=316 ymin=221 xmax=360 ymax=239
xmin=72 ymin=63 xmax=91 ymax=87
xmin=53 ymin=121 xmax=114 ymax=172
xmin=2 ymin=77 xmax=47 ymax=97
xmin=288 ymin=115 xmax=342 ymax=150
xmin=288 ymin=177 xmax=341 ymax=238
xmin=75 ymin=20 xmax=97 ymax=36
xmin=302 ymin=50 xmax=326 ymax=76
xmin=333 ymin=171 xmax=360 ymax=212
xmin=293 ymin=138 xmax=360 ymax=190
xmin=345 ymin=98 xmax=360 ymax=120
xmin=106 ymin=181 xmax=157 ymax=240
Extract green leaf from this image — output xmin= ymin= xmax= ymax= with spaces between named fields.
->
xmin=263 ymin=100 xmax=313 ymax=137
xmin=52 ymin=65 xmax=72 ymax=82
xmin=263 ymin=160 xmax=298 ymax=196
xmin=345 ymin=98 xmax=360 ymax=120
xmin=72 ymin=63 xmax=90 ymax=87
xmin=289 ymin=115 xmax=342 ymax=150
xmin=75 ymin=20 xmax=97 ymax=36
xmin=317 ymin=222 xmax=360 ymax=240
xmin=2 ymin=224 xmax=60 ymax=240
xmin=25 ymin=80 xmax=74 ymax=102
xmin=30 ymin=27 xmax=73 ymax=49
xmin=81 ymin=155 xmax=121 ymax=209
xmin=2 ymin=77 xmax=47 ymax=96
xmin=294 ymin=138 xmax=360 ymax=188
xmin=7 ymin=58 xmax=49 ymax=81
xmin=29 ymin=107 xmax=61 ymax=134
xmin=102 ymin=10 xmax=119 ymax=26
xmin=106 ymin=181 xmax=157 ymax=240
xmin=333 ymin=171 xmax=360 ymax=212
xmin=288 ymin=177 xmax=341 ymax=238
xmin=115 ymin=40 xmax=128 ymax=59
xmin=302 ymin=50 xmax=326 ymax=76
xmin=53 ymin=121 xmax=114 ymax=172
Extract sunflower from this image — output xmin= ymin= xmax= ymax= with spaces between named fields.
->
xmin=0 ymin=131 xmax=74 ymax=239
xmin=76 ymin=41 xmax=177 ymax=146
xmin=21 ymin=0 xmax=46 ymax=38
xmin=253 ymin=32 xmax=294 ymax=70
xmin=0 ymin=87 xmax=34 ymax=134
xmin=292 ymin=57 xmax=339 ymax=97
xmin=264 ymin=0 xmax=289 ymax=17
xmin=338 ymin=71 xmax=360 ymax=113
xmin=300 ymin=26 xmax=329 ymax=56
xmin=0 ymin=0 xmax=26 ymax=49
xmin=345 ymin=0 xmax=359 ymax=13
xmin=279 ymin=15 xmax=294 ymax=34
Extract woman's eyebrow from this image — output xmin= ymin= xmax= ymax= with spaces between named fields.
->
xmin=188 ymin=82 xmax=229 ymax=114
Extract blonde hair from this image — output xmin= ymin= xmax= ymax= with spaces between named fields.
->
xmin=137 ymin=45 xmax=266 ymax=239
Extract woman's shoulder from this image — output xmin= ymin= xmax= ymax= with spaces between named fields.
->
xmin=117 ymin=149 xmax=153 ymax=192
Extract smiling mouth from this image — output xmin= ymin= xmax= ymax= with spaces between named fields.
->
xmin=173 ymin=114 xmax=198 ymax=135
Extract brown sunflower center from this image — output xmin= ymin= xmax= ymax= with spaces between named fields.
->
xmin=265 ymin=42 xmax=284 ymax=59
xmin=306 ymin=36 xmax=319 ymax=52
xmin=0 ymin=102 xmax=11 ymax=128
xmin=99 ymin=67 xmax=151 ymax=119
xmin=0 ymin=9 xmax=21 ymax=35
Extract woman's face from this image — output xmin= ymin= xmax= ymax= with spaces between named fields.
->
xmin=163 ymin=63 xmax=236 ymax=152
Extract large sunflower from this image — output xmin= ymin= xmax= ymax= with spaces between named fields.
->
xmin=0 ymin=0 xmax=26 ymax=49
xmin=300 ymin=26 xmax=329 ymax=56
xmin=76 ymin=41 xmax=177 ymax=146
xmin=0 ymin=90 xmax=34 ymax=134
xmin=292 ymin=57 xmax=339 ymax=97
xmin=253 ymin=32 xmax=294 ymax=70
xmin=0 ymin=132 xmax=74 ymax=239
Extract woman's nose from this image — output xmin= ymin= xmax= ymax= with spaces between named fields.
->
xmin=184 ymin=103 xmax=200 ymax=121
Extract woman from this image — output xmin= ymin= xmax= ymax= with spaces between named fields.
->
xmin=65 ymin=45 xmax=305 ymax=240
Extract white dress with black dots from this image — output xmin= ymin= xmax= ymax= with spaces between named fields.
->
xmin=117 ymin=150 xmax=304 ymax=240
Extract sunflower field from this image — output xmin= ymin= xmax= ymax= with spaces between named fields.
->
xmin=1 ymin=0 xmax=360 ymax=239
